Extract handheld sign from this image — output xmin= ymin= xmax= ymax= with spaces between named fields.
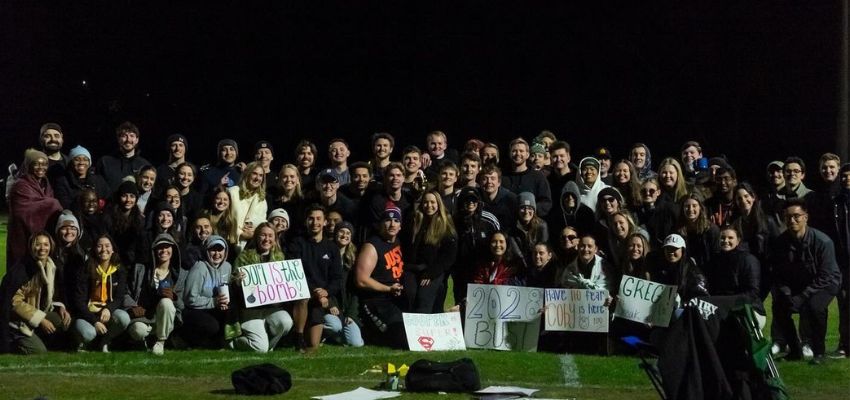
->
xmin=544 ymin=289 xmax=609 ymax=332
xmin=238 ymin=259 xmax=310 ymax=308
xmin=613 ymin=275 xmax=678 ymax=327
xmin=403 ymin=312 xmax=466 ymax=351
xmin=464 ymin=284 xmax=543 ymax=351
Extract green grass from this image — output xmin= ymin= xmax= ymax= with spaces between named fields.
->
xmin=0 ymin=213 xmax=848 ymax=399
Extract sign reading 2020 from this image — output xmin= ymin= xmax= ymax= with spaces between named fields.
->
xmin=464 ymin=284 xmax=543 ymax=351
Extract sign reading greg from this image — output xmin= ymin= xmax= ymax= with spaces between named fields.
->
xmin=238 ymin=259 xmax=310 ymax=308
xmin=614 ymin=275 xmax=678 ymax=327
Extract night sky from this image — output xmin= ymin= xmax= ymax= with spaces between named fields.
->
xmin=0 ymin=1 xmax=843 ymax=186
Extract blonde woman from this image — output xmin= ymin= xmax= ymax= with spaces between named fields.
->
xmin=228 ymin=161 xmax=268 ymax=251
xmin=405 ymin=189 xmax=458 ymax=313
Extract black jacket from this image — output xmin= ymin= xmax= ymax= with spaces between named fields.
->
xmin=286 ymin=236 xmax=343 ymax=299
xmin=706 ymin=247 xmax=764 ymax=314
xmin=650 ymin=251 xmax=709 ymax=303
xmin=96 ymin=152 xmax=152 ymax=194
xmin=71 ymin=263 xmax=128 ymax=325
xmin=770 ymin=226 xmax=842 ymax=298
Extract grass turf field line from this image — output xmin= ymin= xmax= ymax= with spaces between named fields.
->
xmin=560 ymin=353 xmax=581 ymax=387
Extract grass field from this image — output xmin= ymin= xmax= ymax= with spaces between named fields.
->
xmin=0 ymin=213 xmax=848 ymax=399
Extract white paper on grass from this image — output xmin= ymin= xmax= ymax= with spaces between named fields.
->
xmin=464 ymin=284 xmax=543 ymax=351
xmin=311 ymin=387 xmax=401 ymax=400
xmin=237 ymin=259 xmax=310 ymax=308
xmin=474 ymin=386 xmax=540 ymax=396
xmin=543 ymin=288 xmax=609 ymax=332
xmin=613 ymin=275 xmax=678 ymax=327
xmin=402 ymin=312 xmax=466 ymax=351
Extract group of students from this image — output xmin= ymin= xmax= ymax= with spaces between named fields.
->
xmin=0 ymin=122 xmax=846 ymax=365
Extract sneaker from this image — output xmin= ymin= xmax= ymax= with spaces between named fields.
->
xmin=152 ymin=341 xmax=165 ymax=356
xmin=809 ymin=354 xmax=827 ymax=365
xmin=802 ymin=344 xmax=814 ymax=360
xmin=829 ymin=348 xmax=847 ymax=359
xmin=101 ymin=344 xmax=109 ymax=353
xmin=76 ymin=343 xmax=87 ymax=353
xmin=770 ymin=343 xmax=785 ymax=356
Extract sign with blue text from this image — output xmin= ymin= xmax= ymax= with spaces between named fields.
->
xmin=544 ymin=288 xmax=609 ymax=332
xmin=238 ymin=259 xmax=311 ymax=308
xmin=464 ymin=284 xmax=543 ymax=351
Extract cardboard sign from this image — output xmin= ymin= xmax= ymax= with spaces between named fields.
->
xmin=238 ymin=259 xmax=310 ymax=307
xmin=464 ymin=284 xmax=543 ymax=351
xmin=613 ymin=275 xmax=678 ymax=327
xmin=402 ymin=312 xmax=466 ymax=351
xmin=544 ymin=289 xmax=609 ymax=332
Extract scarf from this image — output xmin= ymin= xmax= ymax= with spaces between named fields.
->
xmin=35 ymin=258 xmax=57 ymax=313
xmin=89 ymin=264 xmax=118 ymax=311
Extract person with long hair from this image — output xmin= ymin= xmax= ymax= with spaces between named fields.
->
xmin=228 ymin=161 xmax=269 ymax=251
xmin=1 ymin=232 xmax=72 ymax=354
xmin=559 ymin=235 xmax=611 ymax=292
xmin=174 ymin=162 xmax=203 ymax=221
xmin=70 ymin=234 xmax=131 ymax=352
xmin=205 ymin=186 xmax=239 ymax=250
xmin=270 ymin=164 xmax=305 ymax=235
xmin=554 ymin=226 xmax=580 ymax=268
xmin=657 ymin=157 xmax=688 ymax=205
xmin=619 ymin=233 xmax=652 ymax=281
xmin=511 ymin=192 xmax=549 ymax=269
xmin=135 ymin=165 xmax=157 ymax=214
xmin=52 ymin=211 xmax=86 ymax=299
xmin=230 ymin=223 xmax=294 ymax=353
xmin=602 ymin=211 xmax=642 ymax=275
xmin=325 ymin=221 xmax=364 ymax=347
xmin=147 ymin=201 xmax=184 ymax=249
xmin=472 ymin=231 xmax=523 ymax=286
xmin=650 ymin=234 xmax=709 ymax=304
xmin=610 ymin=159 xmax=642 ymax=211
xmin=405 ymin=189 xmax=458 ymax=313
xmin=526 ymin=242 xmax=558 ymax=288
xmin=635 ymin=177 xmax=677 ymax=248
xmin=705 ymin=226 xmax=765 ymax=325
xmin=676 ymin=193 xmax=719 ymax=269
xmin=104 ymin=180 xmax=146 ymax=266
xmin=730 ymin=182 xmax=777 ymax=264
xmin=124 ymin=233 xmax=181 ymax=355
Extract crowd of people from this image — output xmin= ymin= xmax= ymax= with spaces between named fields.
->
xmin=0 ymin=122 xmax=846 ymax=366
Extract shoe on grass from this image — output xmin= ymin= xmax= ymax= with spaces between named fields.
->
xmin=152 ymin=341 xmax=165 ymax=356
xmin=101 ymin=344 xmax=109 ymax=353
xmin=829 ymin=348 xmax=847 ymax=359
xmin=802 ymin=344 xmax=814 ymax=360
xmin=770 ymin=343 xmax=785 ymax=356
xmin=809 ymin=354 xmax=827 ymax=366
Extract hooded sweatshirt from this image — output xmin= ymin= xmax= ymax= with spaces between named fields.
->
xmin=183 ymin=235 xmax=232 ymax=310
xmin=575 ymin=157 xmax=608 ymax=214
xmin=125 ymin=233 xmax=183 ymax=317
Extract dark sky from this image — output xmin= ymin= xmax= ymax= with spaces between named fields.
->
xmin=0 ymin=1 xmax=843 ymax=186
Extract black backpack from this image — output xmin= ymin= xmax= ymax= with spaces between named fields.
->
xmin=405 ymin=358 xmax=481 ymax=393
xmin=231 ymin=363 xmax=292 ymax=395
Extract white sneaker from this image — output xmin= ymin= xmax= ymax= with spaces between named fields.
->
xmin=152 ymin=341 xmax=165 ymax=356
xmin=771 ymin=343 xmax=785 ymax=356
xmin=802 ymin=344 xmax=814 ymax=360
xmin=101 ymin=344 xmax=109 ymax=353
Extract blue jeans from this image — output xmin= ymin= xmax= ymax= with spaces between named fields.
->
xmin=72 ymin=309 xmax=131 ymax=346
xmin=322 ymin=314 xmax=364 ymax=347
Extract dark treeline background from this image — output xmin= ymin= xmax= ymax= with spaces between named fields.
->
xmin=0 ymin=1 xmax=842 ymax=189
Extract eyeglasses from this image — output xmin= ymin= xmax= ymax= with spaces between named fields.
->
xmin=641 ymin=188 xmax=657 ymax=195
xmin=785 ymin=213 xmax=807 ymax=221
xmin=561 ymin=235 xmax=578 ymax=241
xmin=784 ymin=169 xmax=803 ymax=175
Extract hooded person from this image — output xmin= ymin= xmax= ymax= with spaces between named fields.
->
xmin=200 ymin=139 xmax=243 ymax=194
xmin=575 ymin=157 xmax=608 ymax=213
xmin=6 ymin=149 xmax=63 ymax=272
xmin=451 ymin=187 xmax=501 ymax=305
xmin=53 ymin=210 xmax=86 ymax=301
xmin=123 ymin=233 xmax=182 ymax=355
xmin=180 ymin=235 xmax=233 ymax=348
xmin=547 ymin=180 xmax=595 ymax=237
xmin=630 ymin=143 xmax=658 ymax=181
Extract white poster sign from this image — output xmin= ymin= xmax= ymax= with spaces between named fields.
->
xmin=238 ymin=259 xmax=310 ymax=308
xmin=464 ymin=284 xmax=543 ymax=351
xmin=613 ymin=275 xmax=678 ymax=327
xmin=402 ymin=312 xmax=466 ymax=351
xmin=544 ymin=288 xmax=609 ymax=332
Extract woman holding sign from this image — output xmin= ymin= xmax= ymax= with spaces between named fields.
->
xmin=355 ymin=203 xmax=408 ymax=349
xmin=230 ymin=223 xmax=294 ymax=353
xmin=558 ymin=234 xmax=613 ymax=354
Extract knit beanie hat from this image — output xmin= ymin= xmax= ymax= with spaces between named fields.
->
xmin=68 ymin=145 xmax=92 ymax=162
xmin=55 ymin=210 xmax=81 ymax=236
